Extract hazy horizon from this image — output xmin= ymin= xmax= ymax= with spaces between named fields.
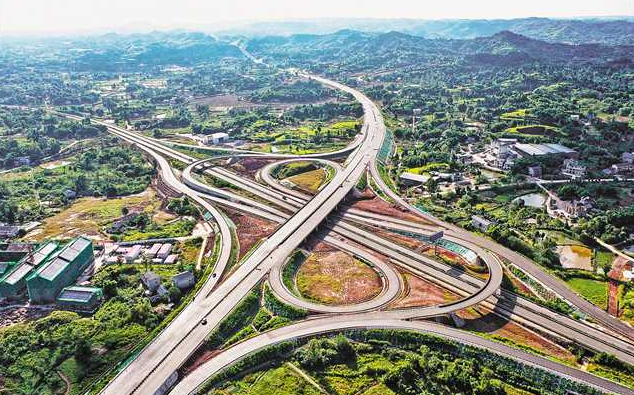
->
xmin=1 ymin=0 xmax=633 ymax=37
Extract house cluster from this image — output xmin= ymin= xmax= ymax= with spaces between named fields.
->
xmin=0 ymin=222 xmax=40 ymax=241
xmin=561 ymin=159 xmax=587 ymax=179
xmin=602 ymin=152 xmax=634 ymax=177
xmin=105 ymin=242 xmax=178 ymax=265
xmin=140 ymin=270 xmax=195 ymax=303
xmin=485 ymin=139 xmax=582 ymax=178
xmin=550 ymin=196 xmax=594 ymax=218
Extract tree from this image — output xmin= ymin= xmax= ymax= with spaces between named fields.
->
xmin=102 ymin=280 xmax=118 ymax=298
xmin=142 ymin=255 xmax=151 ymax=272
xmin=75 ymin=338 xmax=92 ymax=365
xmin=169 ymin=286 xmax=182 ymax=303
xmin=334 ymin=334 xmax=355 ymax=360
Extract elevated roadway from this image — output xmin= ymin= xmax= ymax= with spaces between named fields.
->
xmin=87 ymin=69 xmax=386 ymax=395
xmin=189 ymin=153 xmax=634 ymax=364
xmin=172 ymin=315 xmax=634 ymax=395
xmin=369 ymin=160 xmax=634 ymax=343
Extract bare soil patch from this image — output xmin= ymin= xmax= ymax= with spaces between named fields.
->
xmin=24 ymin=187 xmax=164 ymax=241
xmin=180 ymin=348 xmax=222 ymax=377
xmin=608 ymin=255 xmax=631 ymax=281
xmin=348 ymin=194 xmax=431 ymax=225
xmin=230 ymin=158 xmax=278 ymax=179
xmin=297 ymin=251 xmax=382 ymax=305
xmin=459 ymin=307 xmax=575 ymax=363
xmin=227 ymin=209 xmax=278 ymax=261
xmin=503 ymin=268 xmax=537 ymax=298
xmin=608 ymin=280 xmax=620 ymax=317
xmin=392 ymin=272 xmax=459 ymax=308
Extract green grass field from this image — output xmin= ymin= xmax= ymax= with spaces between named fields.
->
xmin=594 ymin=250 xmax=615 ymax=269
xmin=566 ymin=277 xmax=608 ymax=310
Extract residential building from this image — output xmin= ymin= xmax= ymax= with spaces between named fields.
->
xmin=0 ymin=226 xmax=21 ymax=240
xmin=141 ymin=271 xmax=161 ymax=293
xmin=146 ymin=243 xmax=162 ymax=258
xmin=622 ymin=152 xmax=634 ymax=164
xmin=611 ymin=162 xmax=634 ymax=174
xmin=562 ymin=159 xmax=587 ymax=179
xmin=494 ymin=156 xmax=516 ymax=171
xmin=108 ymin=212 xmax=140 ymax=233
xmin=56 ymin=286 xmax=103 ymax=312
xmin=471 ymin=215 xmax=493 ymax=232
xmin=125 ymin=245 xmax=142 ymax=263
xmin=490 ymin=139 xmax=518 ymax=170
xmin=514 ymin=143 xmax=578 ymax=159
xmin=26 ymin=237 xmax=94 ymax=303
xmin=164 ymin=254 xmax=178 ymax=265
xmin=491 ymin=138 xmax=517 ymax=157
xmin=0 ymin=243 xmax=30 ymax=263
xmin=0 ymin=262 xmax=10 ymax=277
xmin=157 ymin=243 xmax=173 ymax=260
xmin=63 ymin=190 xmax=77 ymax=199
xmin=558 ymin=196 xmax=593 ymax=218
xmin=203 ymin=132 xmax=229 ymax=145
xmin=399 ymin=172 xmax=429 ymax=186
xmin=14 ymin=156 xmax=31 ymax=166
xmin=172 ymin=271 xmax=195 ymax=290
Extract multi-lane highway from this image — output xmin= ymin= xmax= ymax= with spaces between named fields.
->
xmin=369 ymin=157 xmax=634 ymax=342
xmin=53 ymin=58 xmax=634 ymax=395
xmin=186 ymin=155 xmax=634 ymax=364
xmin=81 ymin=69 xmax=388 ymax=395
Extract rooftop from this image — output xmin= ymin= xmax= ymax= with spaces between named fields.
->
xmin=0 ymin=226 xmax=20 ymax=238
xmin=31 ymin=237 xmax=92 ymax=282
xmin=399 ymin=172 xmax=430 ymax=183
xmin=4 ymin=263 xmax=34 ymax=285
xmin=514 ymin=143 xmax=576 ymax=156
xmin=57 ymin=286 xmax=103 ymax=303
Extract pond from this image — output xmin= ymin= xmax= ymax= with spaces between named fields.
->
xmin=557 ymin=245 xmax=593 ymax=271
xmin=513 ymin=193 xmax=546 ymax=208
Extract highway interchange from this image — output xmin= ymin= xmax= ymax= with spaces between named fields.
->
xmin=56 ymin=57 xmax=634 ymax=395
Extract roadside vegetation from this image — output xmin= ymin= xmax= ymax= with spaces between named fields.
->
xmin=202 ymin=330 xmax=608 ymax=395
xmin=0 ymin=261 xmax=204 ymax=395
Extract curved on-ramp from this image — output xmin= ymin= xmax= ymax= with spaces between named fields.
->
xmin=171 ymin=315 xmax=634 ymax=395
xmin=368 ymin=158 xmax=634 ymax=344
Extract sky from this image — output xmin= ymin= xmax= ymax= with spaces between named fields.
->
xmin=1 ymin=0 xmax=633 ymax=36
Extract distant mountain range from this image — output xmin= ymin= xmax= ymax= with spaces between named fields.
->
xmin=6 ymin=27 xmax=632 ymax=72
xmin=216 ymin=17 xmax=634 ymax=45
xmin=247 ymin=29 xmax=634 ymax=67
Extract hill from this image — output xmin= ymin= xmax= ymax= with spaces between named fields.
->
xmin=218 ymin=17 xmax=634 ymax=45
xmin=247 ymin=29 xmax=634 ymax=72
